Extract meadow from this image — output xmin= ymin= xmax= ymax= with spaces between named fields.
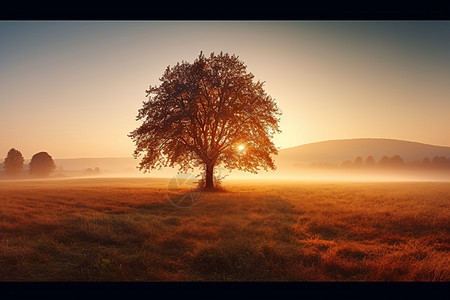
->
xmin=0 ymin=177 xmax=448 ymax=281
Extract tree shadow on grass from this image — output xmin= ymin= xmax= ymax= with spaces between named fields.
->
xmin=167 ymin=189 xmax=202 ymax=208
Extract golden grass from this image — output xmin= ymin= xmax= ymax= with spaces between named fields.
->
xmin=0 ymin=178 xmax=448 ymax=281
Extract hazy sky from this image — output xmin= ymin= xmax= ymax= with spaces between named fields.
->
xmin=1 ymin=21 xmax=450 ymax=159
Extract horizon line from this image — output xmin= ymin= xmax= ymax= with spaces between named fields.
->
xmin=13 ymin=137 xmax=450 ymax=161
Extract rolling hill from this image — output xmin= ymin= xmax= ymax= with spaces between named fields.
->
xmin=276 ymin=138 xmax=450 ymax=167
xmin=50 ymin=157 xmax=176 ymax=177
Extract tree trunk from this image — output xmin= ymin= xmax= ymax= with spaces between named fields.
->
xmin=205 ymin=162 xmax=214 ymax=189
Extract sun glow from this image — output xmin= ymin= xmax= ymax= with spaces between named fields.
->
xmin=237 ymin=144 xmax=245 ymax=151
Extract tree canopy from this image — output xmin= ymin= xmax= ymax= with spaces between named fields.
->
xmin=29 ymin=152 xmax=56 ymax=177
xmin=129 ymin=51 xmax=281 ymax=189
xmin=4 ymin=148 xmax=24 ymax=177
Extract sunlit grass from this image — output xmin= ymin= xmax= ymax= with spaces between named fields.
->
xmin=0 ymin=178 xmax=448 ymax=281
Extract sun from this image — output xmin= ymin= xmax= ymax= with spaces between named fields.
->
xmin=237 ymin=144 xmax=245 ymax=151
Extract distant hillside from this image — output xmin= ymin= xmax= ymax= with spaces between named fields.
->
xmin=3 ymin=138 xmax=449 ymax=180
xmin=52 ymin=157 xmax=138 ymax=173
xmin=0 ymin=157 xmax=178 ymax=179
xmin=276 ymin=138 xmax=450 ymax=166
xmin=50 ymin=157 xmax=177 ymax=177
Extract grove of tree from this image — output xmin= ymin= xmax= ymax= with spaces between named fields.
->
xmin=338 ymin=155 xmax=450 ymax=170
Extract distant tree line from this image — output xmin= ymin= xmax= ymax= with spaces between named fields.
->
xmin=1 ymin=148 xmax=56 ymax=178
xmin=83 ymin=167 xmax=101 ymax=176
xmin=339 ymin=155 xmax=450 ymax=170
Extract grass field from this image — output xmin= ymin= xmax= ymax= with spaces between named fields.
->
xmin=0 ymin=177 xmax=449 ymax=281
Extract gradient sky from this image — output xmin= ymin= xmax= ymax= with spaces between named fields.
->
xmin=1 ymin=21 xmax=450 ymax=159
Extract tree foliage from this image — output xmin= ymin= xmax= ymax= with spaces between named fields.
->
xmin=365 ymin=155 xmax=376 ymax=167
xmin=129 ymin=51 xmax=281 ymax=188
xmin=354 ymin=156 xmax=363 ymax=167
xmin=4 ymin=148 xmax=24 ymax=177
xmin=29 ymin=152 xmax=56 ymax=177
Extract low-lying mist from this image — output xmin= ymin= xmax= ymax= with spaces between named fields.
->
xmin=2 ymin=160 xmax=450 ymax=183
xmin=222 ymin=168 xmax=450 ymax=183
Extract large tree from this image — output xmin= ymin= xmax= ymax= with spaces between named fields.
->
xmin=29 ymin=152 xmax=56 ymax=177
xmin=3 ymin=148 xmax=24 ymax=177
xmin=129 ymin=52 xmax=281 ymax=189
